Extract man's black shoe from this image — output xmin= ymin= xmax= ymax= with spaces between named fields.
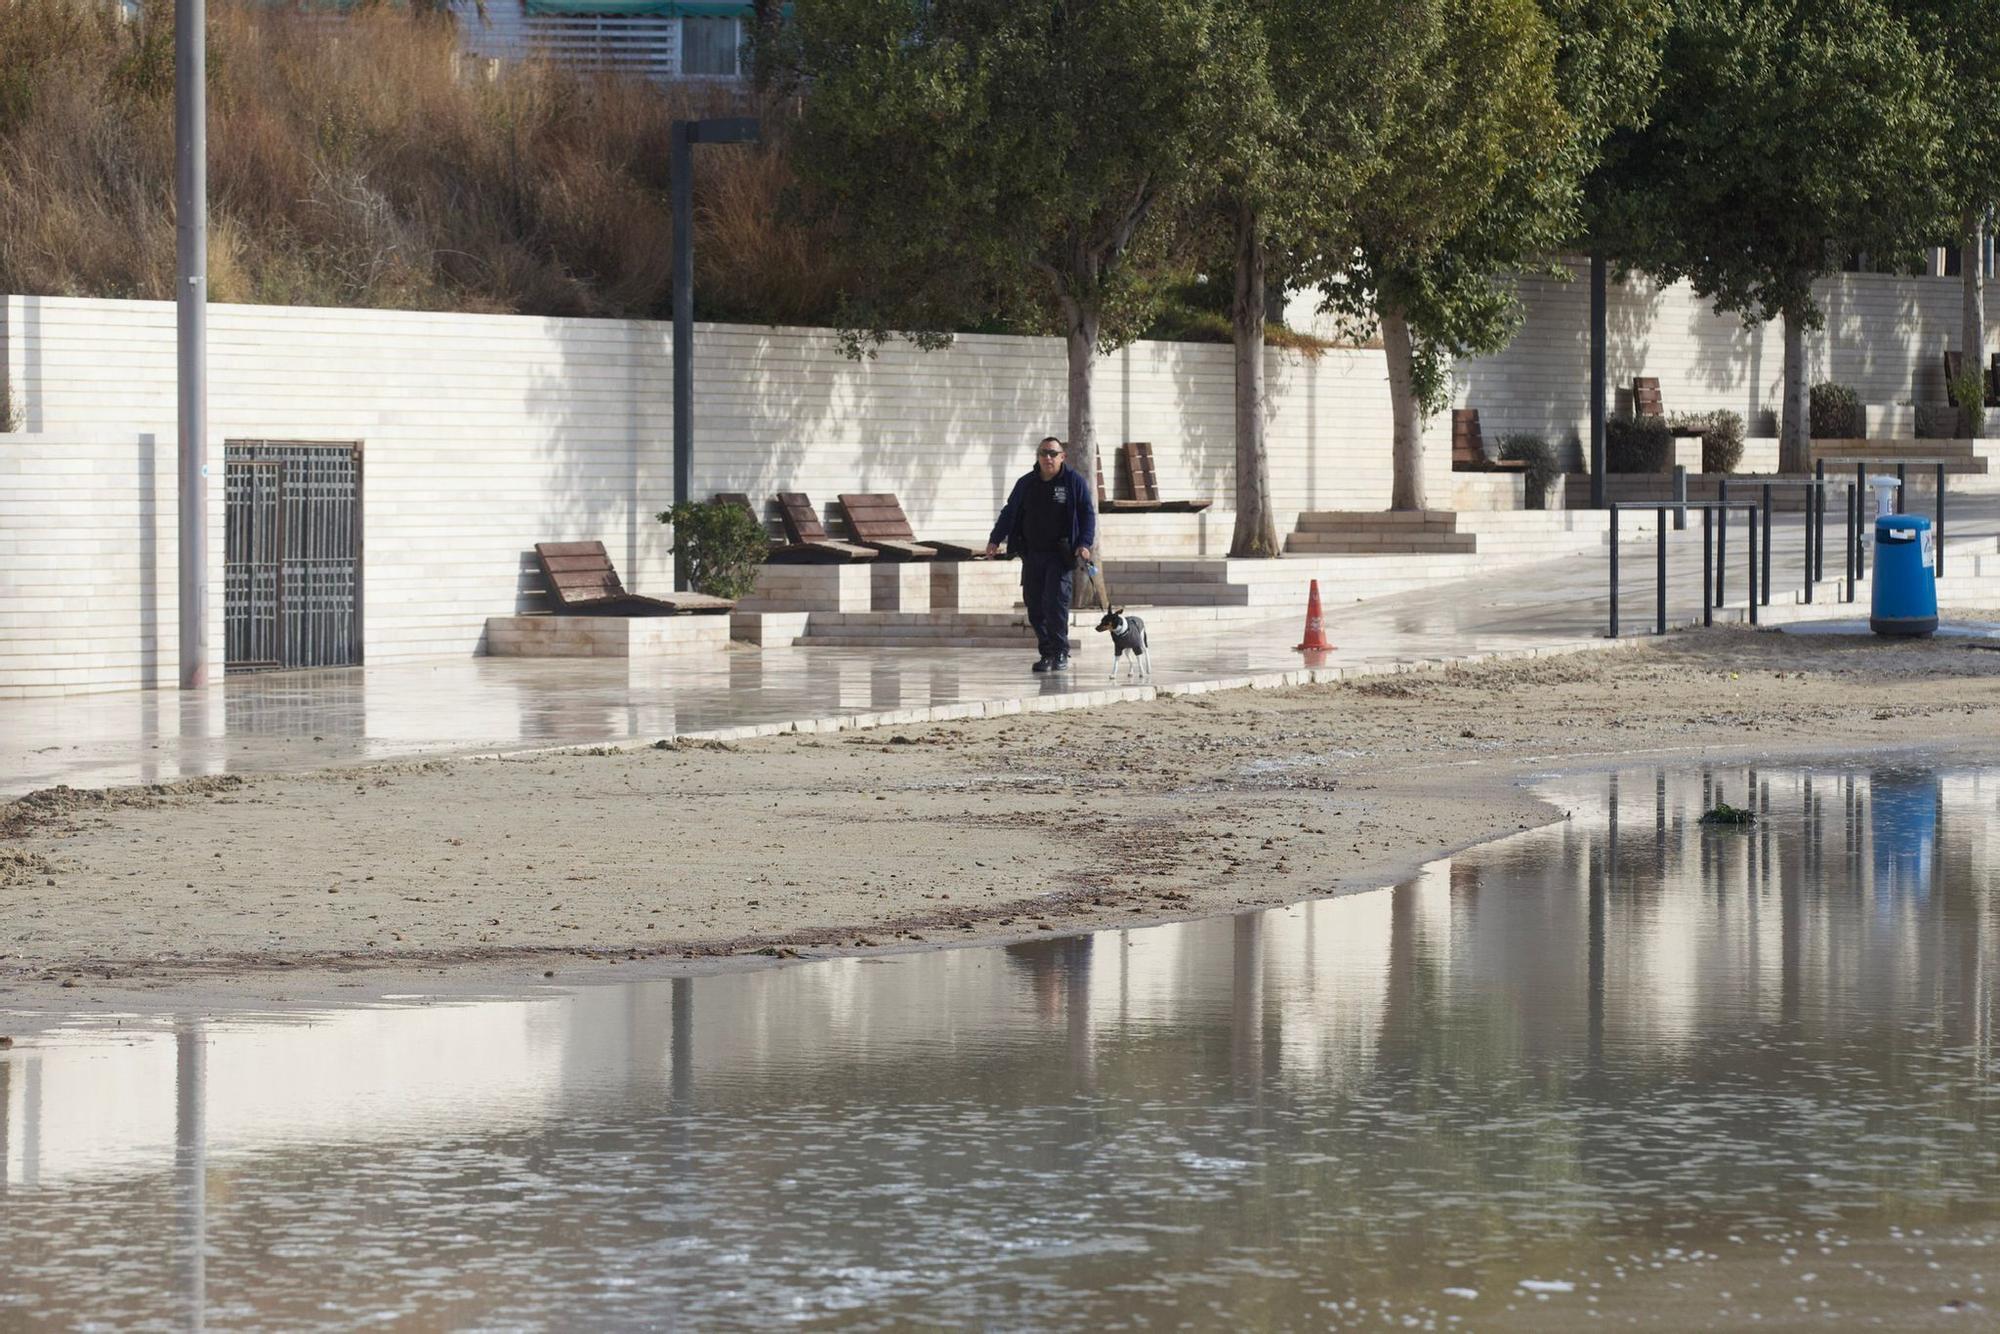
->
xmin=1032 ymin=657 xmax=1054 ymax=673
xmin=1051 ymin=655 xmax=1071 ymax=672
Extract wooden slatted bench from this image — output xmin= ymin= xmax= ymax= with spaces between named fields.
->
xmin=837 ymin=492 xmax=982 ymax=560
xmin=1095 ymin=455 xmax=1164 ymax=512
xmin=1451 ymin=409 xmax=1528 ymax=471
xmin=1121 ymin=442 xmax=1211 ymax=512
xmin=532 ymin=541 xmax=732 ymax=614
xmin=1633 ymin=377 xmax=1710 ymax=436
xmin=718 ymin=492 xmax=876 ymax=565
xmin=773 ymin=493 xmax=883 ymax=563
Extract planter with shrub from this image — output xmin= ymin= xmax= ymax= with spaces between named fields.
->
xmin=655 ymin=499 xmax=771 ymax=600
xmin=1606 ymin=414 xmax=1672 ymax=472
xmin=1497 ymin=433 xmax=1561 ymax=508
xmin=1670 ymin=410 xmax=1745 ymax=473
xmin=1809 ymin=381 xmax=1862 ymax=439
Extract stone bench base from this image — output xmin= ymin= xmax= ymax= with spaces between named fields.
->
xmin=485 ymin=615 xmax=731 ymax=658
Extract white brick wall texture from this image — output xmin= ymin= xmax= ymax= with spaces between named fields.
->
xmin=0 ymin=295 xmax=1448 ymax=695
xmin=1449 ymin=259 xmax=2000 ymax=466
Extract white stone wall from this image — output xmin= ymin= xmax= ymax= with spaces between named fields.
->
xmin=0 ymin=430 xmax=225 ymax=695
xmin=0 ymin=295 xmax=1444 ymax=695
xmin=1446 ymin=259 xmax=2000 ymax=466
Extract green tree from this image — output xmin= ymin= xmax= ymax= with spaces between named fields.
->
xmin=1612 ymin=0 xmax=1950 ymax=470
xmin=1898 ymin=0 xmax=2000 ymax=438
xmin=785 ymin=0 xmax=1266 ymax=491
xmin=1208 ymin=0 xmax=1426 ymax=555
xmin=1299 ymin=0 xmax=1571 ymax=511
xmin=1290 ymin=0 xmax=1663 ymax=513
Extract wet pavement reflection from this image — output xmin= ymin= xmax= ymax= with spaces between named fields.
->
xmin=5 ymin=762 xmax=2000 ymax=1327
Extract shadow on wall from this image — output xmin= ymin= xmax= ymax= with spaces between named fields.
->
xmin=0 ymin=296 xmax=47 ymax=431
xmin=1821 ymin=273 xmax=1943 ymax=407
xmin=701 ymin=326 xmax=1058 ymax=542
xmin=525 ymin=320 xmax=1065 ymax=597
xmin=1451 ymin=265 xmax=1667 ymax=468
xmin=138 ymin=432 xmax=162 ymax=686
xmin=1159 ymin=338 xmax=1235 ymax=515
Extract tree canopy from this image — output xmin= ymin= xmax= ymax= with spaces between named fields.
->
xmin=786 ymin=0 xmax=1271 ymax=477
xmin=1605 ymin=0 xmax=1949 ymax=464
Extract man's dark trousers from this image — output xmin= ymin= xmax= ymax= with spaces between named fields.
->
xmin=1020 ymin=551 xmax=1073 ymax=661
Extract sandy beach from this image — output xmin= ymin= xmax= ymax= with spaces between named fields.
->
xmin=7 ymin=623 xmax=2000 ymax=1017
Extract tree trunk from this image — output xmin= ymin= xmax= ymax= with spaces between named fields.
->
xmin=1779 ymin=307 xmax=1810 ymax=474
xmin=1230 ymin=201 xmax=1280 ymax=557
xmin=1380 ymin=302 xmax=1427 ymax=511
xmin=1965 ymin=209 xmax=1988 ymax=439
xmin=1063 ymin=302 xmax=1101 ymax=512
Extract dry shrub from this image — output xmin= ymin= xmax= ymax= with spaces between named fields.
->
xmin=0 ymin=0 xmax=832 ymax=321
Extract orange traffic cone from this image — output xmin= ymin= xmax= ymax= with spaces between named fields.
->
xmin=1294 ymin=579 xmax=1334 ymax=652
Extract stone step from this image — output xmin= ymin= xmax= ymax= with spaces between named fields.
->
xmin=1293 ymin=510 xmax=1463 ymax=533
xmin=1285 ymin=532 xmax=1478 ymax=554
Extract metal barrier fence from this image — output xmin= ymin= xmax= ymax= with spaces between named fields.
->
xmin=1824 ymin=459 xmax=1951 ymax=581
xmin=1608 ymin=501 xmax=1759 ymax=638
xmin=1713 ymin=477 xmax=1857 ymax=608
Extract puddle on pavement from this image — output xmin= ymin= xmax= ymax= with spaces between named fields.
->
xmin=5 ymin=761 xmax=2000 ymax=1328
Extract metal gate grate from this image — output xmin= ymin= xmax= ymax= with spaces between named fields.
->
xmin=225 ymin=440 xmax=364 ymax=673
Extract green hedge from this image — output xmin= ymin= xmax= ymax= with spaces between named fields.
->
xmin=1496 ymin=432 xmax=1561 ymax=508
xmin=1606 ymin=414 xmax=1672 ymax=472
xmin=1809 ymin=382 xmax=1862 ymax=438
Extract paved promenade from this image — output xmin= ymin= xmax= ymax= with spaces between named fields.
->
xmin=5 ymin=502 xmax=1998 ymax=799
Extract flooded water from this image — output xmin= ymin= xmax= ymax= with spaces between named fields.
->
xmin=6 ymin=762 xmax=2000 ymax=1328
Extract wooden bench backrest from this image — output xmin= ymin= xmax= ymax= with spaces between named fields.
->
xmin=1452 ymin=409 xmax=1484 ymax=464
xmin=534 ymin=540 xmax=625 ymax=606
xmin=837 ymin=493 xmax=918 ymax=542
xmin=776 ymin=492 xmax=832 ymax=544
xmin=1633 ymin=376 xmax=1666 ymax=418
xmin=1122 ymin=442 xmax=1160 ymax=502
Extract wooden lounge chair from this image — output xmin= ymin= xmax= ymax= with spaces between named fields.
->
xmin=717 ymin=492 xmax=874 ymax=565
xmin=1632 ymin=377 xmax=1708 ymax=436
xmin=532 ymin=541 xmax=732 ymax=614
xmin=837 ymin=492 xmax=983 ymax=560
xmin=1094 ymin=455 xmax=1164 ymax=512
xmin=1120 ymin=442 xmax=1211 ymax=512
xmin=772 ymin=492 xmax=882 ymax=563
xmin=1451 ymin=409 xmax=1528 ymax=472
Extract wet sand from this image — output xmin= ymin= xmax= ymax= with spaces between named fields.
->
xmin=8 ymin=624 xmax=2000 ymax=1018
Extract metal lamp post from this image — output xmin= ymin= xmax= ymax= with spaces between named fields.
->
xmin=670 ymin=115 xmax=760 ymax=589
xmin=176 ymin=0 xmax=208 ymax=686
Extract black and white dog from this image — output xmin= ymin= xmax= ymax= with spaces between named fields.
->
xmin=1095 ymin=607 xmax=1151 ymax=682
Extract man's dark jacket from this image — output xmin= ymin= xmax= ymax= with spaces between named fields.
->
xmin=989 ymin=463 xmax=1098 ymax=556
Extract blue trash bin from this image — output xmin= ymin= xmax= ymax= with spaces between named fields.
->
xmin=1870 ymin=513 xmax=1937 ymax=637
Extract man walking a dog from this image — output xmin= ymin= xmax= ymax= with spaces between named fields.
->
xmin=986 ymin=436 xmax=1097 ymax=673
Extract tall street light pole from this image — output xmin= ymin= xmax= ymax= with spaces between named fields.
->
xmin=1590 ymin=251 xmax=1607 ymax=510
xmin=670 ymin=115 xmax=759 ymax=590
xmin=176 ymin=0 xmax=209 ymax=687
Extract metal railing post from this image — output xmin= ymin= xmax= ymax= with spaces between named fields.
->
xmin=1846 ymin=483 xmax=1856 ymax=602
xmin=1855 ymin=461 xmax=1867 ymax=579
xmin=1746 ymin=503 xmax=1759 ymax=625
xmin=1717 ymin=478 xmax=1729 ymax=606
xmin=1672 ymin=465 xmax=1688 ymax=531
xmin=1761 ymin=483 xmax=1773 ymax=605
xmin=1702 ymin=507 xmax=1714 ymax=626
xmin=1608 ymin=505 xmax=1620 ymax=638
xmin=1813 ymin=459 xmax=1826 ymax=581
xmin=1936 ymin=460 xmax=1946 ymax=578
xmin=1656 ymin=507 xmax=1668 ymax=634
xmin=1808 ymin=488 xmax=1824 ymax=608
